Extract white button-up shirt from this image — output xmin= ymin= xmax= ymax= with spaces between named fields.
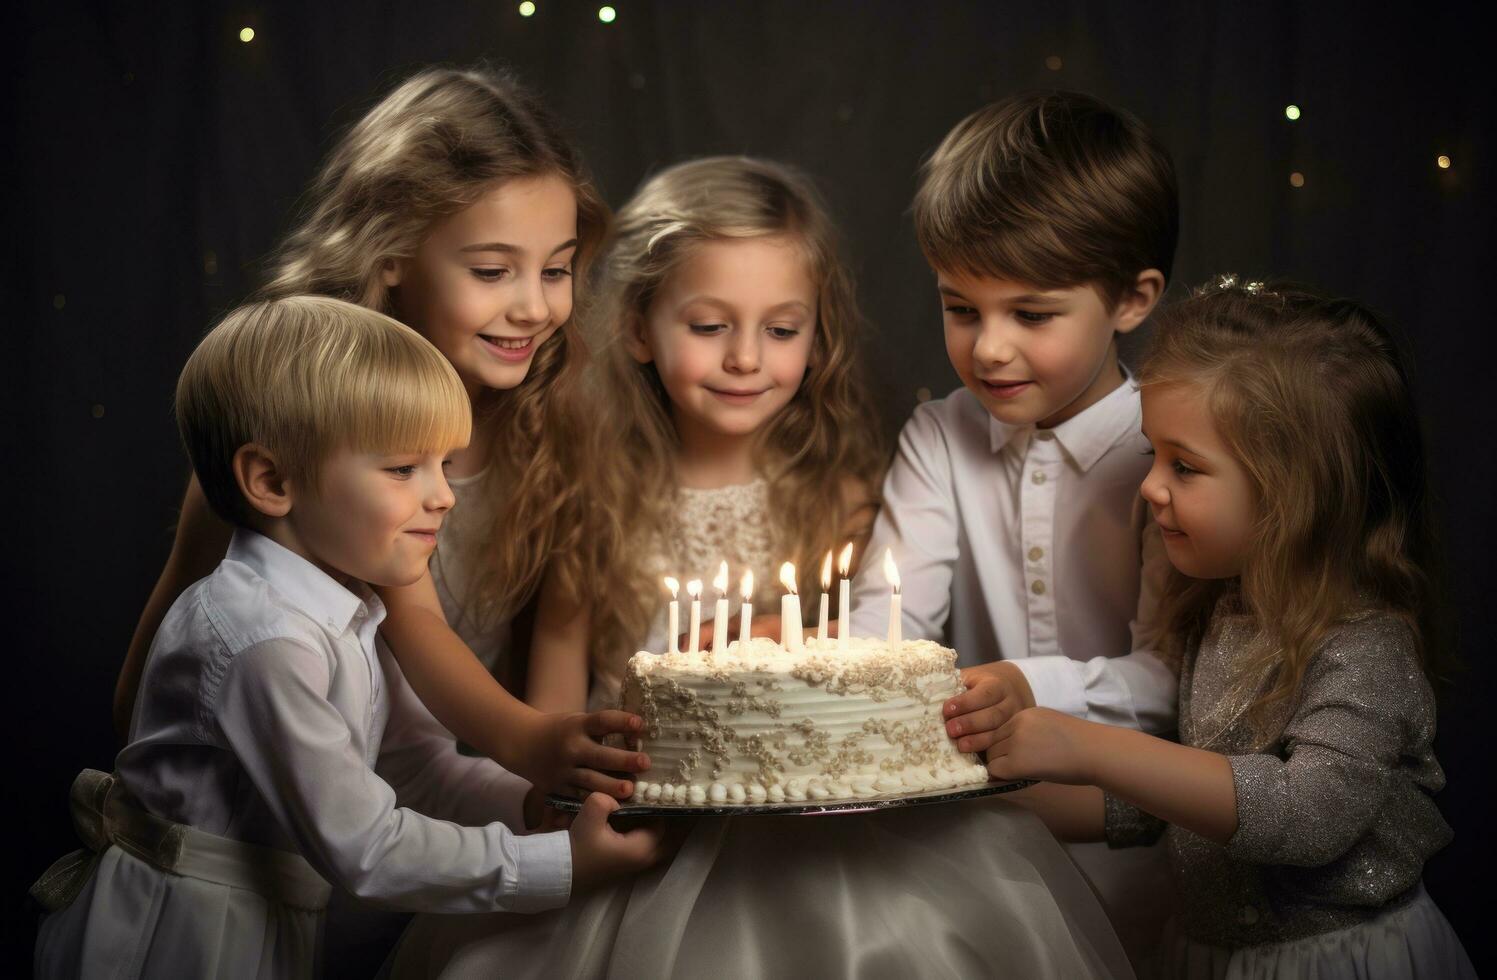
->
xmin=850 ymin=380 xmax=1176 ymax=733
xmin=117 ymin=530 xmax=570 ymax=913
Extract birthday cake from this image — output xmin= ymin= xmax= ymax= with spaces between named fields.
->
xmin=620 ymin=635 xmax=990 ymax=806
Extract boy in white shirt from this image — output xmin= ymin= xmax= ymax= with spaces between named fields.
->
xmin=33 ymin=296 xmax=663 ymax=979
xmin=849 ymin=92 xmax=1178 ymax=961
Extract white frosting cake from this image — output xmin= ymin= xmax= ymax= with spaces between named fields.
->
xmin=620 ymin=635 xmax=990 ymax=806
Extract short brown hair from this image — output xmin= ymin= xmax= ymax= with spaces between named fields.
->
xmin=176 ymin=296 xmax=471 ymax=526
xmin=914 ymin=92 xmax=1178 ymax=307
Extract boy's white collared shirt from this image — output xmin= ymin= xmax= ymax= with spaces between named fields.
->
xmin=850 ymin=377 xmax=1175 ymax=732
xmin=116 ymin=528 xmax=569 ymax=913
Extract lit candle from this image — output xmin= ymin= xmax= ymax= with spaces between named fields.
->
xmin=664 ymin=577 xmax=680 ymax=654
xmin=779 ymin=562 xmax=802 ymax=652
xmin=711 ymin=561 xmax=729 ymax=656
xmin=837 ymin=542 xmax=854 ymax=651
xmin=686 ymin=579 xmax=703 ymax=655
xmin=739 ymin=569 xmax=754 ymax=646
xmin=883 ymin=548 xmax=901 ymax=646
xmin=817 ymin=550 xmax=833 ymax=643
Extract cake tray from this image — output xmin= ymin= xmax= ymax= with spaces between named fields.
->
xmin=546 ymin=778 xmax=1036 ymax=817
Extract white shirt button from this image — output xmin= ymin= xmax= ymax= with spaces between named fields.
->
xmin=1031 ymin=471 xmax=1047 ymax=485
xmin=1028 ymin=546 xmax=1044 ymax=561
xmin=1031 ymin=580 xmax=1046 ymax=595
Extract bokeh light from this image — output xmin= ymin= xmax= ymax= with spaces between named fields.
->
xmin=598 ymin=5 xmax=616 ymax=22
xmin=239 ymin=27 xmax=254 ymax=43
xmin=1284 ymin=104 xmax=1301 ymax=121
xmin=519 ymin=1 xmax=535 ymax=16
xmin=1437 ymin=155 xmax=1452 ymax=170
xmin=1289 ymin=172 xmax=1305 ymax=188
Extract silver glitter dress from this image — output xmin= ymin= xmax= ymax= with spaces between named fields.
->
xmin=1104 ymin=599 xmax=1473 ymax=977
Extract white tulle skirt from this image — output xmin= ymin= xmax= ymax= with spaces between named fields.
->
xmin=389 ymin=797 xmax=1133 ymax=979
xmin=1148 ymin=884 xmax=1475 ymax=980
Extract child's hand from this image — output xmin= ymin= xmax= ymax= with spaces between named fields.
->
xmin=522 ymin=784 xmax=577 ymax=831
xmin=943 ymin=661 xmax=1034 ymax=753
xmin=985 ymin=707 xmax=1103 ymax=785
xmin=691 ymin=612 xmax=784 ymax=651
xmin=528 ymin=711 xmax=651 ymax=801
xmin=568 ymin=793 xmax=671 ymax=893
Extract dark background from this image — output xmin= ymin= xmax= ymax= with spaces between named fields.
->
xmin=10 ymin=0 xmax=1493 ymax=975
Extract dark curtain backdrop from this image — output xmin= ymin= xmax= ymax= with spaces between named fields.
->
xmin=11 ymin=0 xmax=1493 ymax=974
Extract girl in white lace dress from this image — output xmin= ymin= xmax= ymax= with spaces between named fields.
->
xmin=390 ymin=158 xmax=1134 ymax=979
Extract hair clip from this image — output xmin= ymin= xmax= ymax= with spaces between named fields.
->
xmin=1208 ymin=274 xmax=1272 ymax=298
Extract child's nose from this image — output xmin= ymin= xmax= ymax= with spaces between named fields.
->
xmin=507 ymin=277 xmax=550 ymax=326
xmin=972 ymin=320 xmax=1015 ymax=366
xmin=724 ymin=330 xmax=760 ymax=373
xmin=427 ymin=473 xmax=456 ymax=513
xmin=1139 ymin=467 xmax=1168 ymax=507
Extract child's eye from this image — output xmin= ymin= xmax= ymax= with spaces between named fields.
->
xmin=943 ymin=305 xmax=978 ymax=319
xmin=1171 ymin=460 xmax=1198 ymax=478
xmin=471 ymin=268 xmax=509 ymax=282
xmin=542 ymin=265 xmax=573 ymax=281
xmin=766 ymin=325 xmax=800 ymax=340
xmin=689 ymin=323 xmax=728 ymax=335
xmin=386 ymin=465 xmax=417 ymax=478
xmin=1016 ymin=310 xmax=1055 ymax=324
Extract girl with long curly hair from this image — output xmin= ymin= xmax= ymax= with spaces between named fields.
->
xmin=523 ymin=155 xmax=886 ymax=716
xmin=115 ymin=66 xmax=647 ymax=800
xmin=989 ymin=278 xmax=1473 ymax=979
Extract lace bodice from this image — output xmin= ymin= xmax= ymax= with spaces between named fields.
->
xmin=588 ymin=478 xmax=786 ymax=708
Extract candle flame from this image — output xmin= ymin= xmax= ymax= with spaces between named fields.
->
xmin=713 ymin=561 xmax=729 ymax=594
xmin=779 ymin=561 xmax=798 ymax=594
xmin=820 ymin=550 xmax=834 ymax=589
xmin=664 ymin=576 xmax=679 ymax=598
xmin=686 ymin=579 xmax=702 ymax=599
xmin=882 ymin=548 xmax=901 ymax=593
xmin=740 ymin=569 xmax=754 ymax=600
xmin=838 ymin=542 xmax=854 ymax=576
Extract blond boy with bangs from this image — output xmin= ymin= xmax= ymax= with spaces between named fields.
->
xmin=849 ymin=92 xmax=1178 ymax=959
xmin=34 ymin=297 xmax=661 ymax=980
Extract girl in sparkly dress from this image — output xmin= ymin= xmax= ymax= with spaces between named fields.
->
xmin=990 ymin=279 xmax=1474 ymax=979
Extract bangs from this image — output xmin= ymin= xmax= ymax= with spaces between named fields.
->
xmin=281 ymin=306 xmax=475 ymax=462
xmin=337 ymin=345 xmax=472 ymax=457
xmin=922 ymin=221 xmax=1096 ymax=294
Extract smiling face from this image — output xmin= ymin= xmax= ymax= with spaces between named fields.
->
xmin=938 ymin=270 xmax=1159 ymax=428
xmin=283 ymin=447 xmax=458 ymax=588
xmin=386 ymin=174 xmax=578 ymax=397
xmin=1139 ymin=382 xmax=1258 ymax=579
xmin=632 ymin=235 xmax=816 ymax=449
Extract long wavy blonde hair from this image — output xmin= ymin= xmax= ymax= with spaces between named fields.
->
xmin=260 ymin=66 xmax=609 ymax=621
xmin=1141 ymin=279 xmax=1447 ymax=731
xmin=579 ymin=157 xmax=886 ymax=670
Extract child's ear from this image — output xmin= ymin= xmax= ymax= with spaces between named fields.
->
xmin=233 ymin=444 xmax=294 ymax=518
xmin=623 ymin=312 xmax=655 ymax=364
xmin=1114 ymin=269 xmax=1166 ymax=335
xmin=380 ymin=257 xmax=404 ymax=289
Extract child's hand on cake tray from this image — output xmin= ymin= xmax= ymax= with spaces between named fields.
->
xmin=943 ymin=661 xmax=1035 ymax=754
xmin=985 ymin=707 xmax=1105 ymax=785
xmin=569 ymin=793 xmax=673 ymax=892
xmin=522 ymin=784 xmax=575 ymax=832
xmin=525 ymin=710 xmax=652 ymax=802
